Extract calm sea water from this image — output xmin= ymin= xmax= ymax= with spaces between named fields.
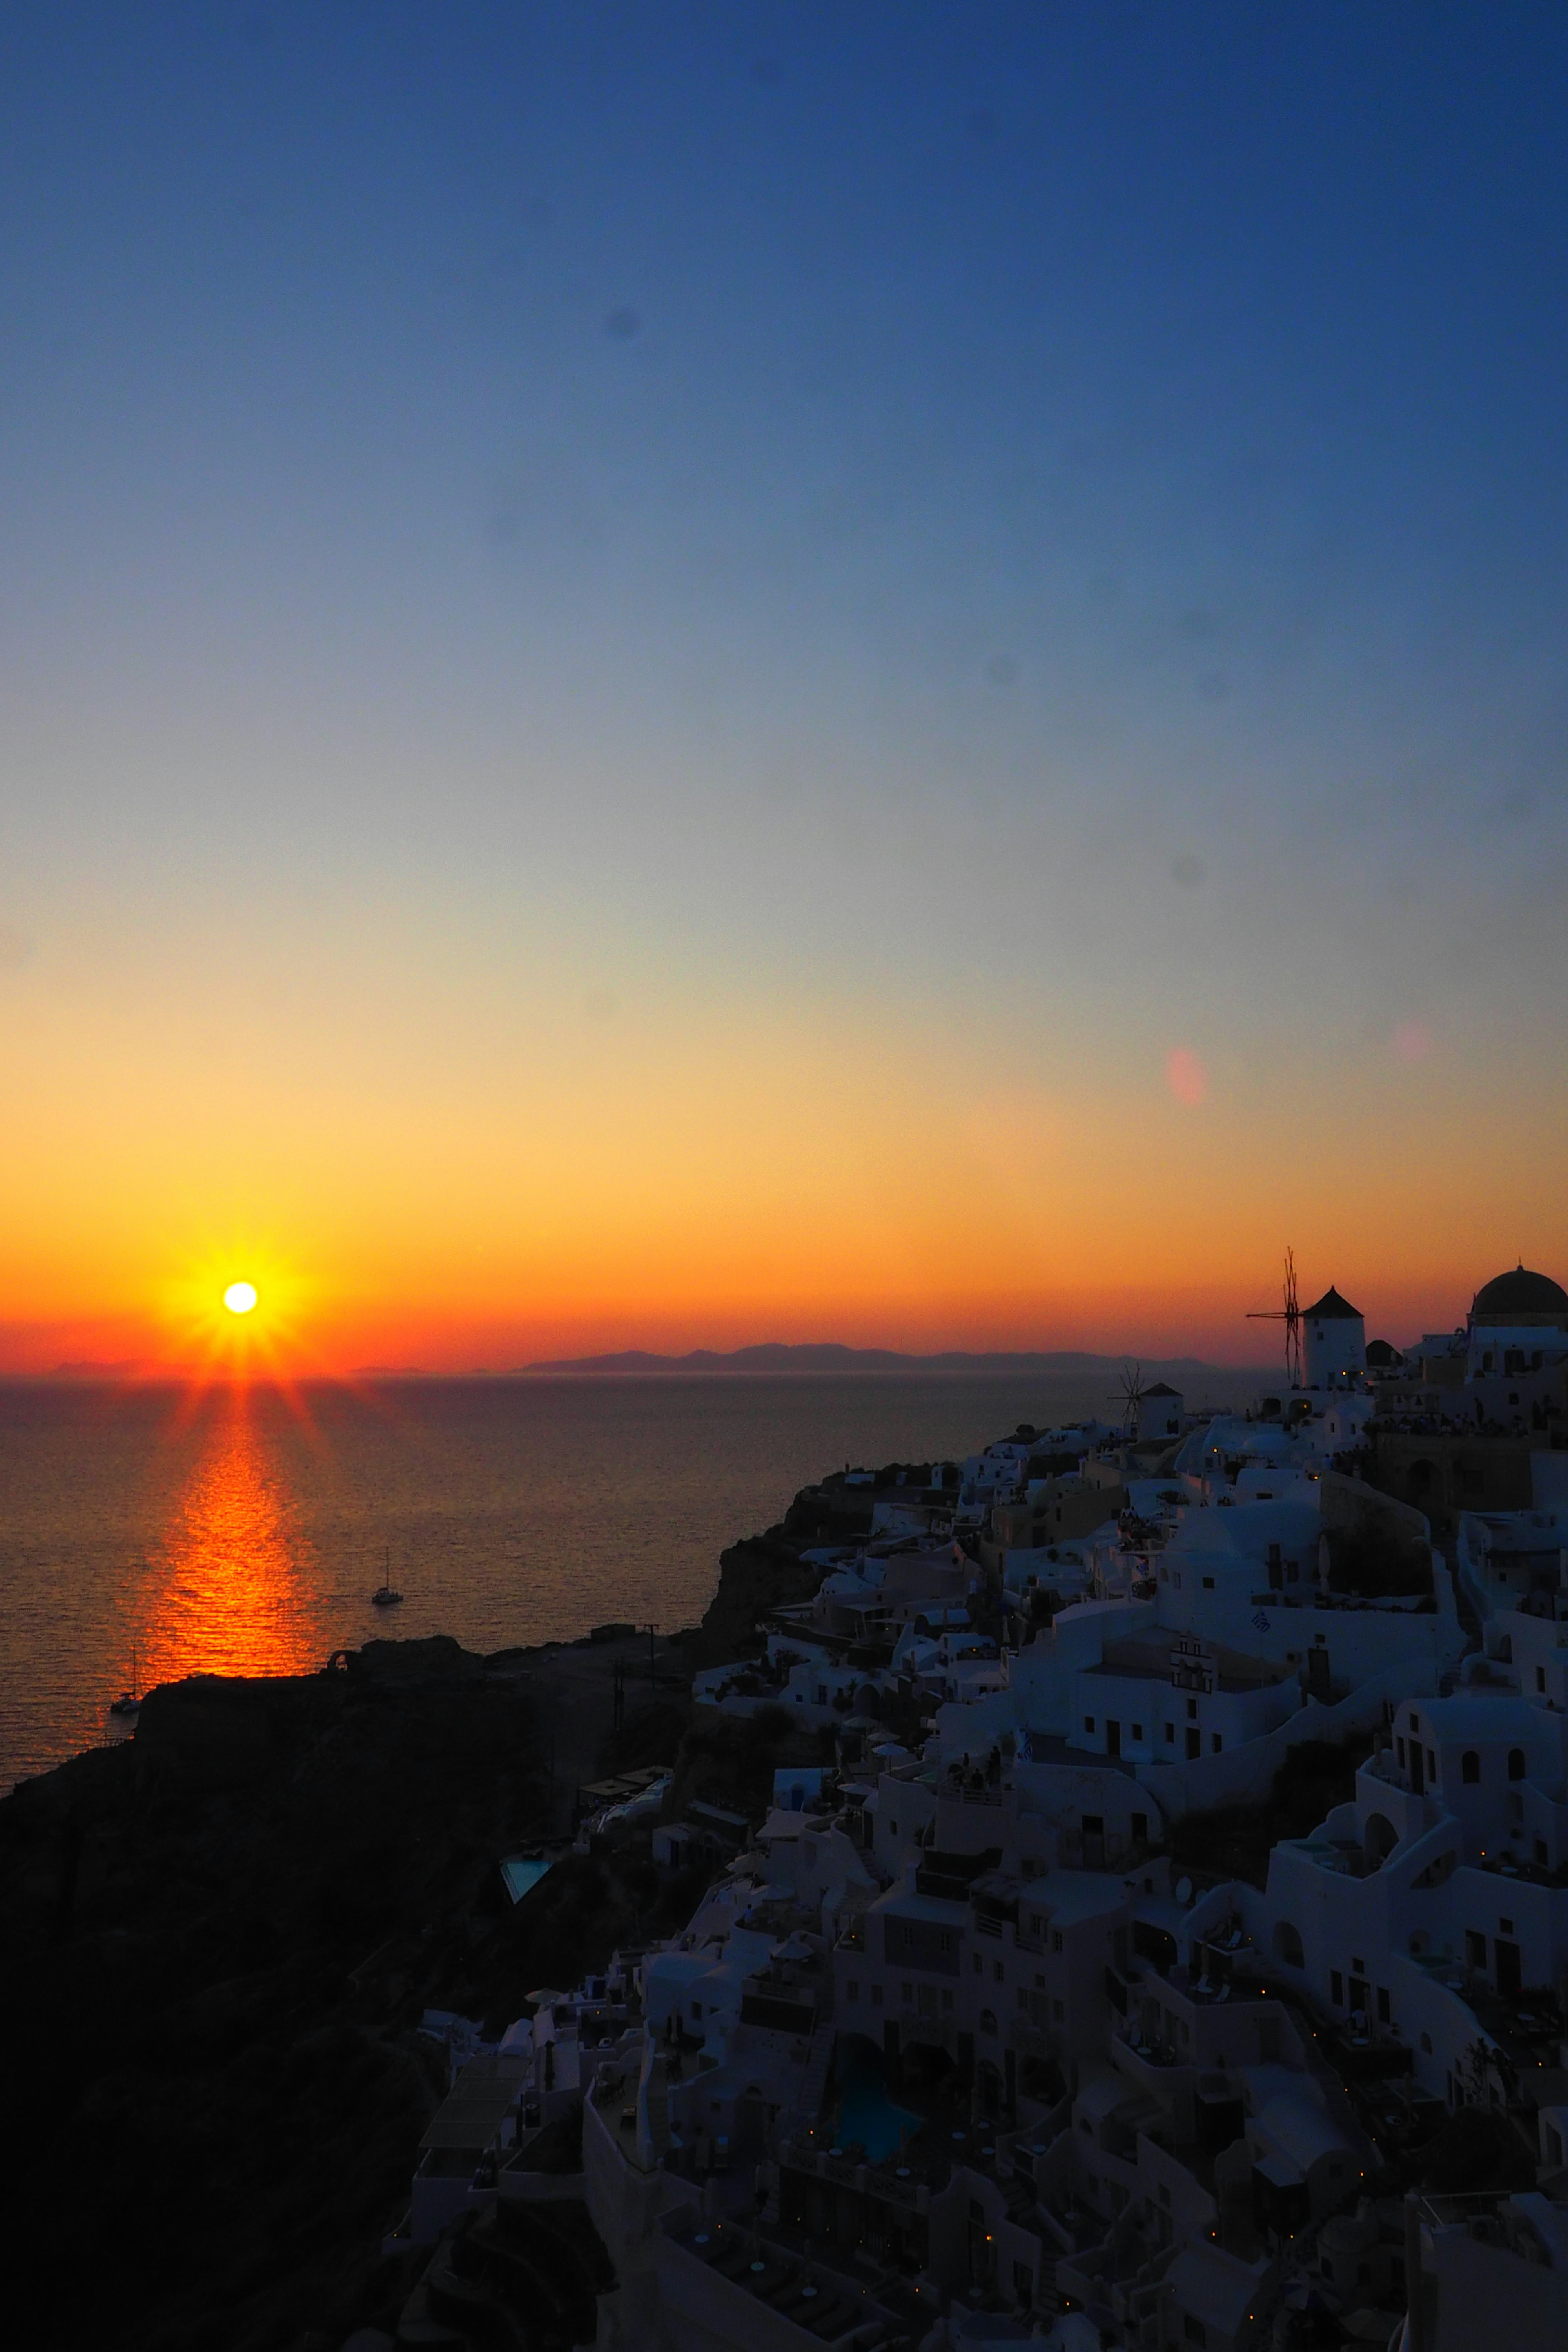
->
xmin=0 ymin=1370 xmax=1252 ymax=1791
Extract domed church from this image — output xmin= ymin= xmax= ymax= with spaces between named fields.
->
xmin=1467 ymin=1263 xmax=1568 ymax=1379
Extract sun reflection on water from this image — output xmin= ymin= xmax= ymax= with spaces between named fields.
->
xmin=137 ymin=1391 xmax=322 ymax=1687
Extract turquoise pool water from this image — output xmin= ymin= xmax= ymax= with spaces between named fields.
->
xmin=501 ymin=1855 xmax=552 ymax=1904
xmin=833 ymin=2048 xmax=920 ymax=2163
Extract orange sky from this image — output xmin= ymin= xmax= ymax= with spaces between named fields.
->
xmin=0 ymin=938 xmax=1557 ymax=1374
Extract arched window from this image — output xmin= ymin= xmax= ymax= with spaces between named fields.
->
xmin=1461 ymin=1750 xmax=1481 ymax=1784
xmin=1508 ymin=1748 xmax=1526 ymax=1781
xmin=1272 ymin=1921 xmax=1305 ymax=1968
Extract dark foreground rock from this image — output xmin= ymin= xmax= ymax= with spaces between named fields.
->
xmin=0 ymin=1640 xmax=670 ymax=2352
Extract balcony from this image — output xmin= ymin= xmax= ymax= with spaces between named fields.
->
xmin=1283 ymin=1836 xmax=1369 ymax=1878
xmin=1116 ymin=2024 xmax=1182 ymax=2071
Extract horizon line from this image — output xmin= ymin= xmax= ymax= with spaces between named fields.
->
xmin=14 ymin=1340 xmax=1284 ymax=1386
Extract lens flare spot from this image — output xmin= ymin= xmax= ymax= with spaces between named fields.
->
xmin=1165 ymin=1046 xmax=1208 ymax=1106
xmin=224 ymin=1282 xmax=259 ymax=1315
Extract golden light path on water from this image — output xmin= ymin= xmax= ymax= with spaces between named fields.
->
xmin=131 ymin=1389 xmax=323 ymax=1687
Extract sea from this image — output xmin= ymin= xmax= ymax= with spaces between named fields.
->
xmin=0 ymin=1368 xmax=1257 ymax=1792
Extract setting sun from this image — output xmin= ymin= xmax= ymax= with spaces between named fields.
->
xmin=224 ymin=1283 xmax=258 ymax=1315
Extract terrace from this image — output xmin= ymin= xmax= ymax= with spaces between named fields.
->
xmin=1278 ymin=1834 xmax=1371 ymax=1879
xmin=664 ymin=2215 xmax=906 ymax=2350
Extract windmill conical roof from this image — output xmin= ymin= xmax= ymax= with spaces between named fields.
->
xmin=1302 ymin=1285 xmax=1362 ymax=1321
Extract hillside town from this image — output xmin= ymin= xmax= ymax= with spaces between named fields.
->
xmin=379 ymin=1266 xmax=1568 ymax=2352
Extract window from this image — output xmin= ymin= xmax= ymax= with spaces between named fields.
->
xmin=902 ymin=1982 xmax=914 ymax=2006
xmin=1396 ymin=1737 xmax=1406 ymax=1766
xmin=1427 ymin=1748 xmax=1436 ymax=1780
xmin=1462 ymin=1751 xmax=1481 ymax=1784
xmin=973 ymin=1953 xmax=983 ymax=1975
xmin=1052 ymin=1998 xmax=1064 ymax=2021
xmin=1376 ymin=1987 xmax=1390 ymax=2023
xmin=1012 ymin=2262 xmax=1034 ymax=2305
xmin=1187 ymin=1697 xmax=1198 ymax=1719
xmin=871 ymin=1984 xmax=883 ymax=2008
xmin=1464 ymin=1932 xmax=1486 ymax=1971
xmin=848 ymin=1980 xmax=860 ymax=2002
xmin=1183 ymin=2312 xmax=1207 ymax=2344
xmin=1051 ymin=1930 xmax=1064 ymax=1954
xmin=1499 ymin=1916 xmax=1514 ymax=1936
xmin=1508 ymin=1749 xmax=1526 ymax=1781
xmin=1018 ymin=1987 xmax=1029 ymax=2009
xmin=1165 ymin=1724 xmax=1175 ymax=1743
xmin=1131 ymin=1813 xmax=1148 ymax=1843
xmin=1538 ymin=1668 xmax=1548 ymax=1694
xmin=942 ymin=1988 xmax=954 ymax=2012
xmin=1084 ymin=1716 xmax=1095 ymax=1733
xmin=1409 ymin=1713 xmax=1419 ymax=1733
xmin=994 ymin=1960 xmax=1004 ymax=1984
xmin=980 ymin=2008 xmax=998 ymax=2034
xmin=1211 ymin=1733 xmax=1223 ymax=1754
xmin=1131 ymin=1724 xmax=1143 ymax=1742
xmin=1202 ymin=1576 xmax=1214 ymax=1590
xmin=1330 ymin=1971 xmax=1344 ymax=2005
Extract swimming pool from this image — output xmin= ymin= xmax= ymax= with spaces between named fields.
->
xmin=500 ymin=1855 xmax=553 ymax=1904
xmin=833 ymin=2043 xmax=920 ymax=2163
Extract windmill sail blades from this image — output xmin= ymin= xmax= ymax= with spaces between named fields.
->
xmin=1247 ymin=1250 xmax=1303 ymax=1388
xmin=1110 ymin=1360 xmax=1146 ymax=1430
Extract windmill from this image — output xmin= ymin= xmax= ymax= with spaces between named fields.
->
xmin=1248 ymin=1249 xmax=1303 ymax=1389
xmin=1110 ymin=1360 xmax=1147 ymax=1435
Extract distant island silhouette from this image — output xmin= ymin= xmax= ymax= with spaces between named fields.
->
xmin=514 ymin=1342 xmax=1266 ymax=1378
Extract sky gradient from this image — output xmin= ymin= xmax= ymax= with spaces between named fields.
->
xmin=2 ymin=4 xmax=1566 ymax=1372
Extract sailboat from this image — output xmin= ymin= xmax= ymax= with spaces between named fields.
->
xmin=370 ymin=1548 xmax=404 ymax=1607
xmin=110 ymin=1645 xmax=141 ymax=1717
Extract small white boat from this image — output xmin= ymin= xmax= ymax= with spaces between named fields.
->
xmin=110 ymin=1645 xmax=142 ymax=1716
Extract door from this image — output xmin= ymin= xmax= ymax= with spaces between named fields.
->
xmin=1348 ymin=1976 xmax=1370 ymax=2019
xmin=1082 ymin=1813 xmax=1105 ymax=1869
xmin=1496 ymin=1940 xmax=1522 ymax=1997
xmin=1186 ymin=1728 xmax=1201 ymax=1760
xmin=1106 ymin=1720 xmax=1121 ymax=1758
xmin=1410 ymin=1743 xmax=1424 ymax=1795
